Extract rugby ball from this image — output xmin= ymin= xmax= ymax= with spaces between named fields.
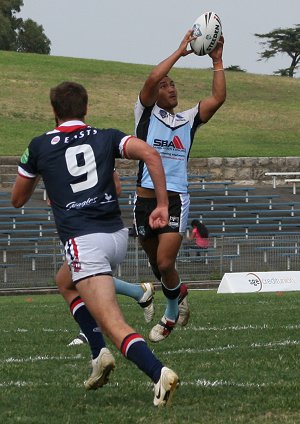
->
xmin=190 ymin=11 xmax=222 ymax=56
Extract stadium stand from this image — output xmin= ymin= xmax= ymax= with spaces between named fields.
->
xmin=265 ymin=172 xmax=300 ymax=189
xmin=1 ymin=173 xmax=300 ymax=289
xmin=285 ymin=178 xmax=300 ymax=195
xmin=0 ymin=263 xmax=17 ymax=283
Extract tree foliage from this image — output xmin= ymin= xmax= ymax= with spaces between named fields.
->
xmin=17 ymin=19 xmax=50 ymax=54
xmin=225 ymin=65 xmax=246 ymax=73
xmin=0 ymin=0 xmax=23 ymax=50
xmin=255 ymin=25 xmax=300 ymax=78
xmin=0 ymin=0 xmax=51 ymax=54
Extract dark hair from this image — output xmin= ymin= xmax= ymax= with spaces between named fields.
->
xmin=50 ymin=81 xmax=88 ymax=120
xmin=191 ymin=219 xmax=209 ymax=238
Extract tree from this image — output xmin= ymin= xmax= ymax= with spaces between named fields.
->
xmin=0 ymin=0 xmax=51 ymax=54
xmin=255 ymin=25 xmax=300 ymax=78
xmin=17 ymin=19 xmax=51 ymax=54
xmin=273 ymin=68 xmax=291 ymax=77
xmin=0 ymin=0 xmax=23 ymax=50
xmin=225 ymin=65 xmax=246 ymax=73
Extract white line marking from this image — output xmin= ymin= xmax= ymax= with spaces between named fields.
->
xmin=0 ymin=328 xmax=72 ymax=334
xmin=185 ymin=323 xmax=300 ymax=332
xmin=0 ymin=378 xmax=287 ymax=390
xmin=1 ymin=322 xmax=299 ymax=335
xmin=2 ymin=354 xmax=83 ymax=364
xmin=183 ymin=379 xmax=268 ymax=388
xmin=165 ymin=339 xmax=300 ymax=355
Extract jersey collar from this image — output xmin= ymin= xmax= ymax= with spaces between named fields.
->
xmin=56 ymin=120 xmax=88 ymax=133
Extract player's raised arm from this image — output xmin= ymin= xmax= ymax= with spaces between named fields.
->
xmin=140 ymin=30 xmax=195 ymax=107
xmin=199 ymin=35 xmax=226 ymax=123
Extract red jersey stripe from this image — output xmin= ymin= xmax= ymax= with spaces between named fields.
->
xmin=56 ymin=125 xmax=88 ymax=133
xmin=123 ymin=136 xmax=136 ymax=158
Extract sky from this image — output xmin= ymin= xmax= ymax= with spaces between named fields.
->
xmin=18 ymin=0 xmax=300 ymax=76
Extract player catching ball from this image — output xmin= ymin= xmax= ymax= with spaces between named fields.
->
xmin=133 ymin=29 xmax=226 ymax=342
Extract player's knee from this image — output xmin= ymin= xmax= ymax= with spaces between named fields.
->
xmin=149 ymin=262 xmax=161 ymax=280
xmin=55 ymin=277 xmax=66 ymax=294
xmin=55 ymin=276 xmax=74 ymax=300
xmin=157 ymin=257 xmax=175 ymax=274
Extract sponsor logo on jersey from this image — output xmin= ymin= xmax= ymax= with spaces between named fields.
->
xmin=66 ymin=197 xmax=98 ymax=210
xmin=20 ymin=148 xmax=29 ymax=164
xmin=175 ymin=113 xmax=186 ymax=121
xmin=159 ymin=109 xmax=168 ymax=119
xmin=51 ymin=136 xmax=61 ymax=145
xmin=104 ymin=193 xmax=112 ymax=201
xmin=63 ymin=128 xmax=98 ymax=144
xmin=153 ymin=135 xmax=185 ymax=150
xmin=99 ymin=193 xmax=117 ymax=204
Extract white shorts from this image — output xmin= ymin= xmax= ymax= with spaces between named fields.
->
xmin=65 ymin=228 xmax=128 ymax=283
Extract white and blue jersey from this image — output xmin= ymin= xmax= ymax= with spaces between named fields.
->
xmin=134 ymin=97 xmax=203 ymax=193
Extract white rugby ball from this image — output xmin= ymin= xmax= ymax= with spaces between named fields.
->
xmin=190 ymin=11 xmax=222 ymax=56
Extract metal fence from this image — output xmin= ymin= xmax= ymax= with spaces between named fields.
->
xmin=1 ymin=234 xmax=300 ymax=290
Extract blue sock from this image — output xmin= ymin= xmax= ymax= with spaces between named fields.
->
xmin=162 ymin=281 xmax=181 ymax=322
xmin=70 ymin=296 xmax=105 ymax=359
xmin=121 ymin=333 xmax=163 ymax=383
xmin=114 ymin=277 xmax=143 ymax=301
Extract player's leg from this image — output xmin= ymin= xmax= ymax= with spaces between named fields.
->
xmin=114 ymin=277 xmax=155 ymax=322
xmin=145 ymin=233 xmax=181 ymax=342
xmin=69 ymin=230 xmax=179 ymax=405
xmin=139 ymin=234 xmax=183 ymax=340
xmin=55 ymin=261 xmax=106 ymax=355
xmin=57 ymin=261 xmax=155 ymax=347
xmin=138 ymin=236 xmax=162 ymax=279
xmin=156 ymin=232 xmax=190 ymax=327
xmin=57 ymin=260 xmax=152 ymax=307
xmin=135 ymin=194 xmax=190 ymax=341
xmin=76 ymin=274 xmax=179 ymax=405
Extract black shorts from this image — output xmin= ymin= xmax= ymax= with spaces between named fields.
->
xmin=133 ymin=194 xmax=190 ymax=240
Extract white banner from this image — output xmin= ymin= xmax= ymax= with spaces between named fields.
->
xmin=218 ymin=271 xmax=300 ymax=294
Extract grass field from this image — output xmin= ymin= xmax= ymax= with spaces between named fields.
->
xmin=1 ymin=290 xmax=299 ymax=423
xmin=0 ymin=50 xmax=300 ymax=158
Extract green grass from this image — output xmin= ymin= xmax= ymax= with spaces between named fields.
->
xmin=1 ymin=290 xmax=299 ymax=423
xmin=0 ymin=50 xmax=299 ymax=157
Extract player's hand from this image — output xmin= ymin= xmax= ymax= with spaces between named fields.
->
xmin=148 ymin=206 xmax=169 ymax=229
xmin=177 ymin=30 xmax=196 ymax=57
xmin=209 ymin=35 xmax=224 ymax=62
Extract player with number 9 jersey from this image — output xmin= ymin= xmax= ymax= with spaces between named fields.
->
xmin=18 ymin=122 xmax=130 ymax=244
xmin=12 ymin=81 xmax=179 ymax=406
